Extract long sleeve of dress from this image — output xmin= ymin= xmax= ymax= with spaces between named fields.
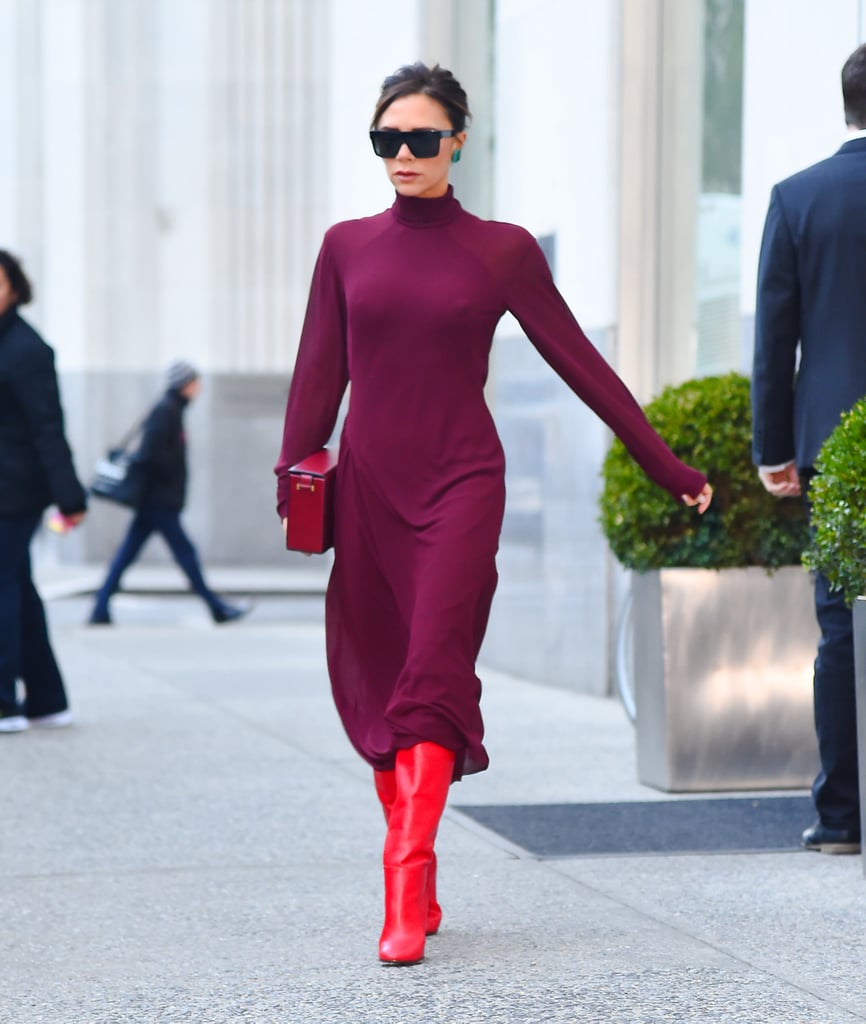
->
xmin=274 ymin=236 xmax=350 ymax=518
xmin=505 ymin=234 xmax=706 ymax=502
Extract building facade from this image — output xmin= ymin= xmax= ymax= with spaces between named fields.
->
xmin=2 ymin=0 xmax=865 ymax=691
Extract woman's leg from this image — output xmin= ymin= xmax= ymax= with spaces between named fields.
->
xmin=151 ymin=507 xmax=243 ymax=621
xmin=374 ymin=768 xmax=443 ymax=935
xmin=378 ymin=742 xmax=454 ymax=965
xmin=90 ymin=509 xmax=154 ymax=622
xmin=20 ymin=525 xmax=69 ymax=718
xmin=0 ymin=514 xmax=38 ymax=725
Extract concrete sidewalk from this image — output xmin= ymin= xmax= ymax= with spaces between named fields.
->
xmin=2 ymin=586 xmax=865 ymax=1023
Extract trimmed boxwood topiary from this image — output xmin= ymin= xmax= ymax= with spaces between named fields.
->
xmin=599 ymin=372 xmax=810 ymax=571
xmin=803 ymin=397 xmax=866 ymax=604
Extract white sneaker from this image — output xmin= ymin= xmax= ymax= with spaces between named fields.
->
xmin=0 ymin=713 xmax=29 ymax=733
xmin=28 ymin=710 xmax=74 ymax=729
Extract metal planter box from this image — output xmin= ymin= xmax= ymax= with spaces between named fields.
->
xmin=632 ymin=567 xmax=820 ymax=792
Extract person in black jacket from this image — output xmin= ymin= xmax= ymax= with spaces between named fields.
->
xmin=0 ymin=250 xmax=87 ymax=733
xmin=89 ymin=361 xmax=249 ymax=625
xmin=752 ymin=43 xmax=866 ymax=855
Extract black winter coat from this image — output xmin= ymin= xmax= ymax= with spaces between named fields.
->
xmin=136 ymin=389 xmax=190 ymax=510
xmin=0 ymin=307 xmax=87 ymax=517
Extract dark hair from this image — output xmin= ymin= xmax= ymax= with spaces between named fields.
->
xmin=0 ymin=250 xmax=33 ymax=306
xmin=842 ymin=43 xmax=866 ymax=128
xmin=371 ymin=62 xmax=471 ymax=132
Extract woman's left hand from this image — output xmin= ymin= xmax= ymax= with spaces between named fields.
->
xmin=681 ymin=483 xmax=713 ymax=514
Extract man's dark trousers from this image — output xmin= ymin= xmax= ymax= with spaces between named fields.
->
xmin=811 ymin=568 xmax=860 ymax=830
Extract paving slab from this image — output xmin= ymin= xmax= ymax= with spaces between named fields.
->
xmin=1 ymin=590 xmax=863 ymax=1024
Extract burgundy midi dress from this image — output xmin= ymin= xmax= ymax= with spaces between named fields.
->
xmin=275 ymin=187 xmax=706 ymax=781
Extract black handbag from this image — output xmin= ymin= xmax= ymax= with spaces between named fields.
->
xmin=89 ymin=417 xmax=148 ymax=508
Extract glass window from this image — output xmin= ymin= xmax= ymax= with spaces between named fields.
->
xmin=695 ymin=0 xmax=745 ymax=377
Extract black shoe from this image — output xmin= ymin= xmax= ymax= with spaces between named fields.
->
xmin=212 ymin=601 xmax=253 ymax=625
xmin=88 ymin=610 xmax=112 ymax=625
xmin=801 ymin=822 xmax=861 ymax=855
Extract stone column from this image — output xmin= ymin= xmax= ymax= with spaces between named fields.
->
xmin=617 ymin=0 xmax=703 ymax=402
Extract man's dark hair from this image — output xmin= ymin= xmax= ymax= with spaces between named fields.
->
xmin=0 ymin=250 xmax=33 ymax=306
xmin=371 ymin=62 xmax=471 ymax=132
xmin=842 ymin=43 xmax=866 ymax=128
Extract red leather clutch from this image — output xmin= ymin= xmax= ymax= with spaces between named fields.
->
xmin=285 ymin=448 xmax=338 ymax=554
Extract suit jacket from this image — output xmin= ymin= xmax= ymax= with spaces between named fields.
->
xmin=752 ymin=136 xmax=866 ymax=469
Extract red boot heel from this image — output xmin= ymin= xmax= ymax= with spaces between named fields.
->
xmin=379 ymin=866 xmax=428 ymax=965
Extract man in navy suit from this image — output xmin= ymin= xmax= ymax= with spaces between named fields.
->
xmin=752 ymin=43 xmax=866 ymax=855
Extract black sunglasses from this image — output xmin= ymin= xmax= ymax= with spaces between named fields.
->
xmin=369 ymin=129 xmax=457 ymax=159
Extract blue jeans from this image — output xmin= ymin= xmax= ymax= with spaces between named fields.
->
xmin=92 ymin=503 xmax=223 ymax=618
xmin=0 ymin=513 xmax=69 ymax=717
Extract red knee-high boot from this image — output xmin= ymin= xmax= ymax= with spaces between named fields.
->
xmin=374 ymin=768 xmax=443 ymax=935
xmin=378 ymin=742 xmax=454 ymax=965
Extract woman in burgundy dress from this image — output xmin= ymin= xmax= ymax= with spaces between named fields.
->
xmin=275 ymin=63 xmax=712 ymax=966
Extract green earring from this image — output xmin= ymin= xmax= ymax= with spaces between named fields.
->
xmin=451 ymin=149 xmax=461 ymax=164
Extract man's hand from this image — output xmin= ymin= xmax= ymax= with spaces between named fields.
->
xmin=758 ymin=462 xmax=801 ymax=497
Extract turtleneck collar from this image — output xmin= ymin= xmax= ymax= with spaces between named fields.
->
xmin=391 ymin=186 xmax=460 ymax=227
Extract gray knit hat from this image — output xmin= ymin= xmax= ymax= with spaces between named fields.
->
xmin=166 ymin=360 xmax=199 ymax=391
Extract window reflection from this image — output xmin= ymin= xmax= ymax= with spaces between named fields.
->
xmin=696 ymin=0 xmax=745 ymax=376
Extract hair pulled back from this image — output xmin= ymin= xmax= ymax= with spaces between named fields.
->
xmin=0 ymin=250 xmax=33 ymax=306
xmin=371 ymin=62 xmax=471 ymax=132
